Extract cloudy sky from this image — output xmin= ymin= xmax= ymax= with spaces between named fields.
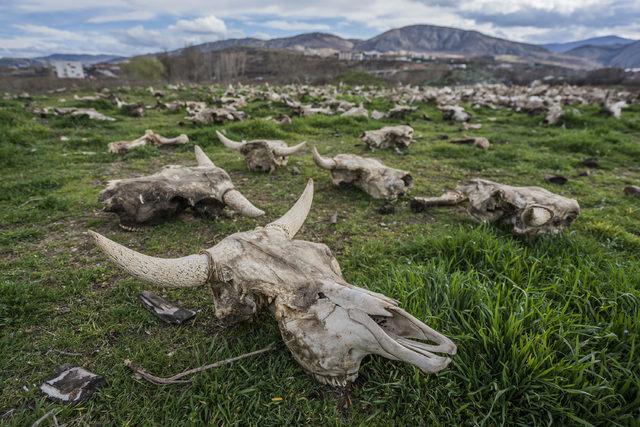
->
xmin=1 ymin=0 xmax=638 ymax=58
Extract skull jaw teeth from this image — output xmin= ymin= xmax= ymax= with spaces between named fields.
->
xmin=311 ymin=372 xmax=356 ymax=387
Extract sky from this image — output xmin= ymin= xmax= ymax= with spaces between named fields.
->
xmin=0 ymin=0 xmax=638 ymax=58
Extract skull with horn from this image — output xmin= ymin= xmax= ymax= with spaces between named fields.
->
xmin=99 ymin=146 xmax=264 ymax=230
xmin=90 ymin=180 xmax=456 ymax=386
xmin=313 ymin=147 xmax=413 ymax=200
xmin=217 ymin=131 xmax=306 ymax=173
xmin=411 ymin=179 xmax=580 ymax=237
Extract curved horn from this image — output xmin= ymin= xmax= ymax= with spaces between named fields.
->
xmin=223 ymin=189 xmax=265 ymax=218
xmin=194 ymin=145 xmax=215 ymax=167
xmin=88 ymin=231 xmax=209 ymax=288
xmin=267 ymin=179 xmax=313 ymax=238
xmin=216 ymin=130 xmax=245 ymax=151
xmin=312 ymin=146 xmax=336 ymax=169
xmin=272 ymin=141 xmax=307 ymax=157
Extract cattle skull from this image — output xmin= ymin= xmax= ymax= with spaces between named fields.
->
xmin=361 ymin=125 xmax=414 ymax=151
xmin=411 ymin=179 xmax=580 ymax=236
xmin=99 ymin=146 xmax=264 ymax=230
xmin=312 ymin=147 xmax=413 ymax=200
xmin=108 ymin=130 xmax=189 ymax=154
xmin=89 ymin=180 xmax=456 ymax=386
xmin=217 ymin=131 xmax=306 ymax=173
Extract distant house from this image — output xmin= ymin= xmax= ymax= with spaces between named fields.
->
xmin=52 ymin=61 xmax=85 ymax=78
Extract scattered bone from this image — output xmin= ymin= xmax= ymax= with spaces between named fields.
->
xmin=107 ymin=130 xmax=189 ymax=154
xmin=99 ymin=146 xmax=264 ymax=228
xmin=187 ymin=107 xmax=245 ymax=124
xmin=40 ymin=366 xmax=104 ymax=404
xmin=377 ymin=203 xmax=395 ymax=215
xmin=361 ymin=125 xmax=414 ymax=151
xmin=124 ymin=343 xmax=275 ymax=385
xmin=412 ymin=179 xmax=580 ymax=236
xmin=120 ymin=102 xmax=145 ymax=117
xmin=544 ymin=105 xmax=564 ymax=125
xmin=602 ymin=93 xmax=626 ymax=119
xmin=35 ymin=107 xmax=116 ymax=121
xmin=450 ymin=137 xmax=490 ymax=150
xmin=90 ymin=180 xmax=456 ymax=386
xmin=313 ymin=147 xmax=412 ymax=200
xmin=371 ymin=110 xmax=386 ymax=120
xmin=341 ymin=105 xmax=369 ymax=118
xmin=387 ymin=105 xmax=417 ymax=119
xmin=139 ymin=291 xmax=196 ymax=324
xmin=440 ymin=105 xmax=469 ymax=122
xmin=462 ymin=123 xmax=482 ymax=131
xmin=216 ymin=131 xmax=306 ymax=173
xmin=624 ymin=186 xmax=640 ymax=197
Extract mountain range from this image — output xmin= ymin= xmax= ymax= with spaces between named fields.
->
xmin=0 ymin=54 xmax=125 ymax=69
xmin=2 ymin=25 xmax=638 ymax=70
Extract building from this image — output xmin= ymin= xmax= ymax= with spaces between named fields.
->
xmin=52 ymin=61 xmax=85 ymax=78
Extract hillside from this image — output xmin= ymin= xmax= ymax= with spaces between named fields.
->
xmin=0 ymin=53 xmax=125 ymax=68
xmin=543 ymin=35 xmax=634 ymax=53
xmin=608 ymin=40 xmax=640 ymax=69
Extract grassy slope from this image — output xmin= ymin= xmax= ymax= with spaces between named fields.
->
xmin=0 ymin=86 xmax=639 ymax=425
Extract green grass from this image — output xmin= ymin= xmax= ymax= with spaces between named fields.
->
xmin=1 ymin=85 xmax=639 ymax=425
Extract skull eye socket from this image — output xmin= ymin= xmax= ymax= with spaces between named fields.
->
xmin=522 ymin=205 xmax=554 ymax=227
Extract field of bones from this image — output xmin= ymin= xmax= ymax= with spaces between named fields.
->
xmin=1 ymin=82 xmax=640 ymax=425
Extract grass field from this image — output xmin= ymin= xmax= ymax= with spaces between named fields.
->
xmin=1 ymin=86 xmax=639 ymax=425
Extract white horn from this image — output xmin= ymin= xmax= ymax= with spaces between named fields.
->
xmin=89 ymin=231 xmax=209 ymax=288
xmin=272 ymin=141 xmax=307 ymax=157
xmin=216 ymin=130 xmax=245 ymax=151
xmin=194 ymin=145 xmax=215 ymax=167
xmin=312 ymin=146 xmax=336 ymax=169
xmin=223 ymin=189 xmax=265 ymax=218
xmin=266 ymin=179 xmax=313 ymax=239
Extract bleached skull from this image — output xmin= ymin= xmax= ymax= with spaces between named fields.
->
xmin=99 ymin=146 xmax=264 ymax=230
xmin=217 ymin=131 xmax=306 ymax=173
xmin=312 ymin=148 xmax=413 ymax=200
xmin=361 ymin=125 xmax=414 ymax=151
xmin=90 ymin=180 xmax=456 ymax=386
xmin=411 ymin=179 xmax=580 ymax=236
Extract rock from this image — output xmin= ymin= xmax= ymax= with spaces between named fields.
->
xmin=40 ymin=366 xmax=104 ymax=404
xmin=450 ymin=137 xmax=490 ymax=150
xmin=139 ymin=291 xmax=196 ymax=324
xmin=377 ymin=203 xmax=395 ymax=215
xmin=329 ymin=212 xmax=338 ymax=224
xmin=624 ymin=186 xmax=640 ymax=197
xmin=545 ymin=175 xmax=568 ymax=185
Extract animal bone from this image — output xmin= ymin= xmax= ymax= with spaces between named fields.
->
xmin=449 ymin=137 xmax=490 ymax=150
xmin=99 ymin=146 xmax=264 ymax=229
xmin=387 ymin=105 xmax=417 ymax=119
xmin=411 ymin=179 xmax=580 ymax=237
xmin=108 ymin=130 xmax=189 ymax=154
xmin=89 ymin=180 xmax=456 ymax=386
xmin=439 ymin=105 xmax=469 ymax=122
xmin=602 ymin=93 xmax=626 ymax=119
xmin=313 ymin=147 xmax=413 ymax=200
xmin=544 ymin=105 xmax=564 ymax=125
xmin=187 ymin=107 xmax=245 ymax=124
xmin=361 ymin=125 xmax=414 ymax=151
xmin=216 ymin=131 xmax=306 ymax=173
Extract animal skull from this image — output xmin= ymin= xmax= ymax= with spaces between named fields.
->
xmin=411 ymin=179 xmax=580 ymax=236
xmin=90 ymin=180 xmax=456 ymax=386
xmin=361 ymin=125 xmax=414 ymax=151
xmin=217 ymin=131 xmax=306 ymax=173
xmin=312 ymin=147 xmax=413 ymax=200
xmin=108 ymin=130 xmax=189 ymax=154
xmin=99 ymin=146 xmax=264 ymax=229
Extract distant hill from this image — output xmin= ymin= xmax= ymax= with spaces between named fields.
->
xmin=0 ymin=53 xmax=125 ymax=68
xmin=178 ymin=33 xmax=356 ymax=54
xmin=355 ymin=24 xmax=550 ymax=59
xmin=608 ymin=40 xmax=640 ymax=69
xmin=564 ymin=44 xmax=629 ymax=65
xmin=543 ymin=36 xmax=634 ymax=53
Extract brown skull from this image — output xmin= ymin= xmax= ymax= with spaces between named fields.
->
xmin=99 ymin=146 xmax=264 ymax=230
xmin=90 ymin=180 xmax=456 ymax=386
xmin=361 ymin=125 xmax=414 ymax=151
xmin=313 ymin=147 xmax=413 ymax=200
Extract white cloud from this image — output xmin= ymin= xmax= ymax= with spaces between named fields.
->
xmin=14 ymin=24 xmax=78 ymax=39
xmin=87 ymin=10 xmax=156 ymax=24
xmin=169 ymin=15 xmax=227 ymax=34
xmin=262 ymin=20 xmax=330 ymax=31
